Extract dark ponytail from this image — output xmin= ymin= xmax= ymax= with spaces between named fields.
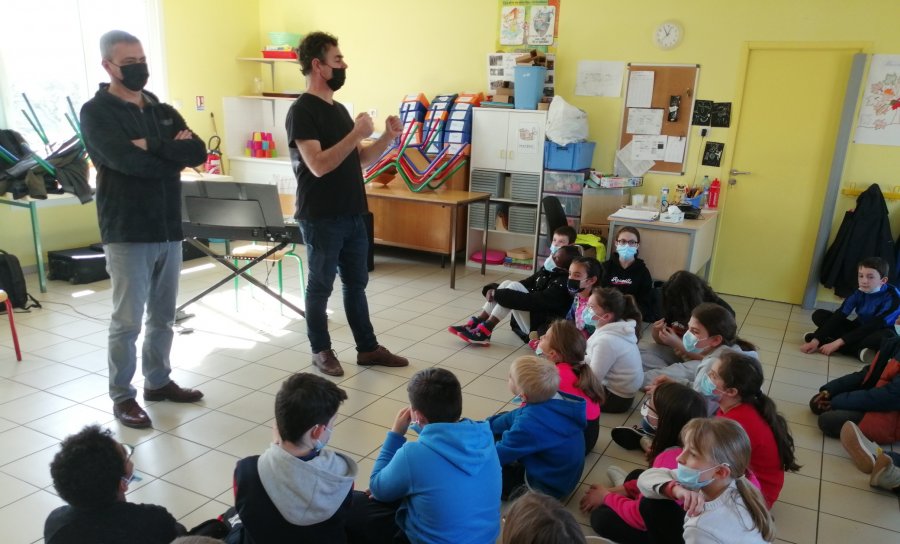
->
xmin=662 ymin=270 xmax=719 ymax=326
xmin=592 ymin=287 xmax=643 ymax=339
xmin=647 ymin=382 xmax=707 ymax=465
xmin=718 ymin=352 xmax=801 ymax=472
xmin=692 ymin=303 xmax=756 ymax=352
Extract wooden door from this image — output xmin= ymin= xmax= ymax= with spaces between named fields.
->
xmin=711 ymin=45 xmax=863 ymax=303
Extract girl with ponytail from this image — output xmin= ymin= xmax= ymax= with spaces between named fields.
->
xmin=706 ymin=351 xmax=801 ymax=507
xmin=539 ymin=319 xmax=604 ymax=454
xmin=638 ymin=417 xmax=776 ymax=543
xmin=584 ymin=287 xmax=644 ymax=413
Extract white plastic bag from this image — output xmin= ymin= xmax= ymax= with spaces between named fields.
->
xmin=545 ymin=96 xmax=589 ymax=146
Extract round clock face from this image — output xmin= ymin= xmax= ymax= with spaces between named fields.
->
xmin=655 ymin=21 xmax=683 ymax=50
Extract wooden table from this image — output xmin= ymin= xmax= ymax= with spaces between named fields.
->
xmin=607 ymin=210 xmax=719 ymax=281
xmin=365 ymin=184 xmax=491 ymax=288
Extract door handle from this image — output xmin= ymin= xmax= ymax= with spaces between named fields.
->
xmin=508 ymin=150 xmax=514 ymax=160
xmin=730 ymin=169 xmax=752 ymax=176
xmin=499 ymin=149 xmax=505 ymax=159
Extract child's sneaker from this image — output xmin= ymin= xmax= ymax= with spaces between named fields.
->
xmin=802 ymin=331 xmax=816 ymax=343
xmin=639 ymin=435 xmax=653 ymax=453
xmin=447 ymin=316 xmax=482 ymax=341
xmin=840 ymin=421 xmax=879 ymax=474
xmin=458 ymin=322 xmax=492 ymax=345
xmin=606 ymin=465 xmax=628 ymax=487
xmin=611 ymin=425 xmax=651 ymax=451
xmin=859 ymin=348 xmax=876 ymax=365
xmin=870 ymin=452 xmax=900 ymax=492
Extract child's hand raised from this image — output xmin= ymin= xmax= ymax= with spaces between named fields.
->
xmin=391 ymin=407 xmax=412 ymax=435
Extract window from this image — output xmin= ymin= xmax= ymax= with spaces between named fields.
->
xmin=0 ymin=0 xmax=164 ymax=152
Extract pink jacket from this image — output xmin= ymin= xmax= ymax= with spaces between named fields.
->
xmin=556 ymin=362 xmax=601 ymax=420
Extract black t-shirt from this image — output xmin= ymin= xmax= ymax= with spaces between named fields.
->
xmin=286 ymin=93 xmax=368 ymax=220
xmin=44 ymin=502 xmax=185 ymax=544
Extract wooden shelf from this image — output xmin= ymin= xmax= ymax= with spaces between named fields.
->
xmin=237 ymin=57 xmax=299 ymax=64
xmin=238 ymin=95 xmax=298 ymax=101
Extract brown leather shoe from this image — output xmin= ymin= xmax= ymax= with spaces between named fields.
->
xmin=357 ymin=345 xmax=409 ymax=367
xmin=312 ymin=349 xmax=345 ymax=376
xmin=143 ymin=380 xmax=204 ymax=403
xmin=113 ymin=399 xmax=152 ymax=429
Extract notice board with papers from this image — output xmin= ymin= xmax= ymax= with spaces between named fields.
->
xmin=618 ymin=63 xmax=700 ymax=175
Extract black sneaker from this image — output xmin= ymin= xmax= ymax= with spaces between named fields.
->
xmin=612 ymin=425 xmax=651 ymax=450
xmin=802 ymin=331 xmax=815 ymax=343
xmin=859 ymin=348 xmax=876 ymax=365
xmin=447 ymin=316 xmax=483 ymax=342
xmin=458 ymin=323 xmax=492 ymax=345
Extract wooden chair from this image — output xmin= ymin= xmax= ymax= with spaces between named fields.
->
xmin=0 ymin=290 xmax=22 ymax=361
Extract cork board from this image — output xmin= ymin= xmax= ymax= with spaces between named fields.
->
xmin=619 ymin=63 xmax=700 ymax=175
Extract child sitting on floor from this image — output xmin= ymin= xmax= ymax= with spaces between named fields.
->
xmin=488 ymin=355 xmax=586 ymax=500
xmin=449 ymin=227 xmax=579 ymax=345
xmin=800 ymin=257 xmax=900 ymax=363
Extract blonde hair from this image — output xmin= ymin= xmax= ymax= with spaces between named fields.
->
xmin=511 ymin=356 xmax=559 ymax=404
xmin=681 ymin=418 xmax=775 ymax=542
xmin=501 ymin=490 xmax=586 ymax=544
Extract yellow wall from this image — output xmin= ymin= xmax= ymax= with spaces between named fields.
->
xmin=11 ymin=0 xmax=900 ymax=306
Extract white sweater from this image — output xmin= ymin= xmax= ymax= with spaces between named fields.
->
xmin=585 ymin=319 xmax=643 ymax=398
xmin=638 ymin=469 xmax=768 ymax=544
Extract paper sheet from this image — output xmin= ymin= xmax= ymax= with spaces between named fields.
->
xmin=575 ymin=60 xmax=625 ymax=97
xmin=625 ymin=71 xmax=654 ymax=108
xmin=631 ymin=135 xmax=668 ymax=161
xmin=609 ymin=208 xmax=659 ymax=222
xmin=664 ymin=136 xmax=686 ymax=163
xmin=615 ymin=141 xmax=656 ymax=177
xmin=625 ymin=108 xmax=664 ymax=135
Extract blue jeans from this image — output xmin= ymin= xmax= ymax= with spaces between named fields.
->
xmin=299 ymin=215 xmax=377 ymax=353
xmin=105 ymin=242 xmax=181 ymax=403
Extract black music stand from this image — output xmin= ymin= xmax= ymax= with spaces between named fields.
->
xmin=179 ymin=181 xmax=305 ymax=317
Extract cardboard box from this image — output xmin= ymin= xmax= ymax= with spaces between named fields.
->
xmin=537 ymin=102 xmax=550 ymax=110
xmin=581 ymin=187 xmax=630 ymax=224
xmin=491 ymin=95 xmax=512 ymax=104
xmin=496 ymin=86 xmax=514 ymax=96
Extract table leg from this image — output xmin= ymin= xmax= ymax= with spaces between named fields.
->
xmin=29 ymin=202 xmax=47 ymax=293
xmin=481 ymin=197 xmax=488 ymax=276
xmin=450 ymin=204 xmax=457 ymax=289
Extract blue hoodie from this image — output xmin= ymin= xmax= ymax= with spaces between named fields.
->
xmin=369 ymin=419 xmax=501 ymax=544
xmin=487 ymin=392 xmax=586 ymax=499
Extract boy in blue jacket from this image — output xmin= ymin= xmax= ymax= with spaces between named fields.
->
xmin=346 ymin=368 xmax=501 ymax=544
xmin=489 ymin=355 xmax=586 ymax=500
xmin=801 ymin=257 xmax=900 ymax=363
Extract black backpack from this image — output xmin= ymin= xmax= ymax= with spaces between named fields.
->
xmin=0 ymin=250 xmax=40 ymax=312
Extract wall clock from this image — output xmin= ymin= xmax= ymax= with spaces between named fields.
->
xmin=654 ymin=20 xmax=684 ymax=50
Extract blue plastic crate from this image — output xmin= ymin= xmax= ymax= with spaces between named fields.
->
xmin=543 ymin=141 xmax=596 ymax=171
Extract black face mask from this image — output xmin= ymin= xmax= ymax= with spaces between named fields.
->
xmin=567 ymin=278 xmax=584 ymax=294
xmin=117 ymin=62 xmax=149 ymax=92
xmin=326 ymin=67 xmax=346 ymax=91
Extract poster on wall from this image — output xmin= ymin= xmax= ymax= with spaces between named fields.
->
xmin=855 ymin=54 xmax=900 ymax=146
xmin=487 ymin=52 xmax=555 ymax=97
xmin=497 ymin=0 xmax=560 ymax=53
xmin=527 ymin=5 xmax=555 ymax=45
xmin=499 ymin=6 xmax=526 ymax=45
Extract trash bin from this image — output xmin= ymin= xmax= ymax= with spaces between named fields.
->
xmin=514 ymin=66 xmax=547 ymax=110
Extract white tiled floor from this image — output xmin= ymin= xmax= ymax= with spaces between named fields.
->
xmin=2 ymin=247 xmax=899 ymax=543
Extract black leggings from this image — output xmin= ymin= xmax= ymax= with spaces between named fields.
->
xmin=602 ymin=388 xmax=635 ymax=414
xmin=590 ymin=469 xmax=650 ymax=543
xmin=584 ymin=417 xmax=600 ymax=455
xmin=640 ymin=498 xmax=686 ymax=544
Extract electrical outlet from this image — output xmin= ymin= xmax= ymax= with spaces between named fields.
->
xmin=368 ymin=108 xmax=377 ymax=119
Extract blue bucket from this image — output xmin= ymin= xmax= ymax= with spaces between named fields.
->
xmin=514 ymin=66 xmax=547 ymax=110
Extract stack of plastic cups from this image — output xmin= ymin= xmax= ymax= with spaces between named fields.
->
xmin=245 ymin=132 xmax=278 ymax=158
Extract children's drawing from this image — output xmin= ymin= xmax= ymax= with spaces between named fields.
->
xmin=500 ymin=6 xmax=525 ymax=45
xmin=855 ymin=55 xmax=900 ymax=146
xmin=527 ymin=6 xmax=555 ymax=46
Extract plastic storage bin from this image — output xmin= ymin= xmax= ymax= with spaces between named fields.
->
xmin=469 ymin=202 xmax=498 ymax=229
xmin=543 ymin=169 xmax=589 ymax=193
xmin=552 ymin=194 xmax=583 ymax=217
xmin=514 ymin=66 xmax=547 ymax=110
xmin=470 ymin=170 xmax=504 ymax=197
xmin=508 ymin=205 xmax=537 ymax=234
xmin=543 ymin=141 xmax=596 ymax=170
xmin=539 ymin=214 xmax=580 ymax=235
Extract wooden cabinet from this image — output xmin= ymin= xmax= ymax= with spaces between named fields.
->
xmin=467 ymin=108 xmax=547 ymax=274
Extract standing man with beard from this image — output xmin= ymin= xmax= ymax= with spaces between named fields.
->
xmin=80 ymin=30 xmax=205 ymax=429
xmin=287 ymin=31 xmax=409 ymax=377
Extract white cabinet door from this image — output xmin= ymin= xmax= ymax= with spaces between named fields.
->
xmin=471 ymin=109 xmax=510 ymax=171
xmin=504 ymin=110 xmax=546 ymax=174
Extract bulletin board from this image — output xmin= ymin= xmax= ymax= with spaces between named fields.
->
xmin=618 ymin=63 xmax=700 ymax=175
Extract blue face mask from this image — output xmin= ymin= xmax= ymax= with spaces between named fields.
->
xmin=582 ymin=306 xmax=597 ymax=328
xmin=543 ymin=256 xmax=557 ymax=272
xmin=682 ymin=330 xmax=704 ymax=353
xmin=535 ymin=345 xmax=544 ymax=356
xmin=616 ymin=244 xmax=638 ymax=260
xmin=675 ymin=463 xmax=723 ymax=490
xmin=314 ymin=425 xmax=333 ymax=452
xmin=698 ymin=372 xmax=721 ymax=398
xmin=550 ymin=244 xmax=561 ymax=255
xmin=511 ymin=395 xmax=524 ymax=404
xmin=409 ymin=420 xmax=423 ymax=434
xmin=895 ymin=324 xmax=900 ymax=336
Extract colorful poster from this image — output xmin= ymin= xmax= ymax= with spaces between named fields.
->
xmin=499 ymin=6 xmax=525 ymax=45
xmin=855 ymin=54 xmax=900 ymax=146
xmin=527 ymin=5 xmax=555 ymax=45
